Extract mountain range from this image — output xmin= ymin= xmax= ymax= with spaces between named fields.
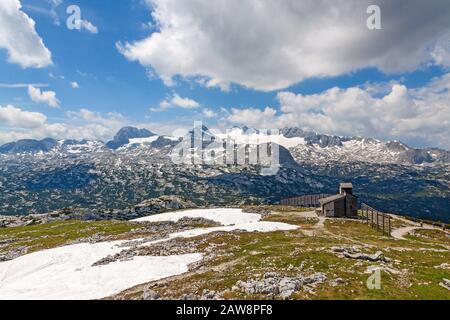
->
xmin=0 ymin=126 xmax=449 ymax=222
xmin=2 ymin=126 xmax=449 ymax=165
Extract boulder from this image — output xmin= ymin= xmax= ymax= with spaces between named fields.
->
xmin=142 ymin=289 xmax=161 ymax=300
xmin=439 ymin=279 xmax=450 ymax=291
xmin=233 ymin=272 xmax=326 ymax=299
xmin=343 ymin=251 xmax=387 ymax=262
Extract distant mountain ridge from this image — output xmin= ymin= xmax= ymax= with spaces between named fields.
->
xmin=0 ymin=126 xmax=449 ymax=223
xmin=0 ymin=138 xmax=58 ymax=154
xmin=0 ymin=126 xmax=449 ymax=166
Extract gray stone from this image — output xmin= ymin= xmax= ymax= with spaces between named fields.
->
xmin=343 ymin=251 xmax=387 ymax=262
xmin=201 ymin=289 xmax=222 ymax=300
xmin=181 ymin=293 xmax=199 ymax=300
xmin=439 ymin=279 xmax=450 ymax=291
xmin=264 ymin=272 xmax=278 ymax=279
xmin=142 ymin=289 xmax=161 ymax=300
xmin=233 ymin=272 xmax=326 ymax=299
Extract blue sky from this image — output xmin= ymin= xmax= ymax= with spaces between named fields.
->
xmin=1 ymin=0 xmax=450 ymax=149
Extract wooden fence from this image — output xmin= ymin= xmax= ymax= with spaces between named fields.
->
xmin=280 ymin=194 xmax=332 ymax=208
xmin=281 ymin=195 xmax=392 ymax=237
xmin=360 ymin=203 xmax=392 ymax=236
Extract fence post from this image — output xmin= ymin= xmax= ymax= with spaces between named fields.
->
xmin=388 ymin=217 xmax=392 ymax=237
xmin=382 ymin=214 xmax=385 ymax=236
xmin=371 ymin=209 xmax=374 ymax=228
xmin=376 ymin=211 xmax=380 ymax=232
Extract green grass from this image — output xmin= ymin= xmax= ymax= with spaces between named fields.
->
xmin=117 ymin=212 xmax=450 ymax=300
xmin=2 ymin=209 xmax=449 ymax=300
xmin=0 ymin=220 xmax=143 ymax=255
xmin=263 ymin=213 xmax=319 ymax=228
xmin=405 ymin=229 xmax=450 ymax=244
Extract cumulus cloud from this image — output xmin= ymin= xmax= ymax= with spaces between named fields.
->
xmin=0 ymin=105 xmax=191 ymax=145
xmin=62 ymin=109 xmax=129 ymax=140
xmin=0 ymin=105 xmax=47 ymax=129
xmin=225 ymin=73 xmax=450 ymax=149
xmin=228 ymin=107 xmax=278 ymax=129
xmin=0 ymin=106 xmax=131 ymax=144
xmin=153 ymin=94 xmax=200 ymax=111
xmin=28 ymin=85 xmax=60 ymax=108
xmin=118 ymin=0 xmax=450 ymax=91
xmin=0 ymin=0 xmax=52 ymax=68
xmin=171 ymin=94 xmax=199 ymax=109
xmin=70 ymin=81 xmax=80 ymax=89
xmin=202 ymin=108 xmax=217 ymax=118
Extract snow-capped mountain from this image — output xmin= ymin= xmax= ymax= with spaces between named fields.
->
xmin=106 ymin=127 xmax=157 ymax=150
xmin=0 ymin=126 xmax=449 ymax=223
xmin=0 ymin=125 xmax=448 ymax=165
xmin=0 ymin=138 xmax=58 ymax=154
xmin=278 ymin=127 xmax=448 ymax=165
xmin=0 ymin=138 xmax=106 ymax=156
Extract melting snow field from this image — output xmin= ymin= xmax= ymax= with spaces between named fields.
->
xmin=133 ymin=208 xmax=262 ymax=225
xmin=0 ymin=208 xmax=297 ymax=300
xmin=133 ymin=208 xmax=297 ymax=240
xmin=0 ymin=241 xmax=201 ymax=300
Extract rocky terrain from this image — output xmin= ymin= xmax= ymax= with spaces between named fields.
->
xmin=0 ymin=195 xmax=195 ymax=228
xmin=2 ymin=206 xmax=447 ymax=300
xmin=0 ymin=126 xmax=449 ymax=223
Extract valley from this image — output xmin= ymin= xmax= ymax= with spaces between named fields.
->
xmin=0 ymin=126 xmax=449 ymax=222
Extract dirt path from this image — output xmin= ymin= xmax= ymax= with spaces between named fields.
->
xmin=391 ymin=226 xmax=420 ymax=240
xmin=390 ymin=215 xmax=449 ymax=240
xmin=293 ymin=211 xmax=326 ymax=236
xmin=316 ymin=216 xmax=326 ymax=229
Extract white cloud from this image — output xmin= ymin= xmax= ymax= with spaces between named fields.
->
xmin=0 ymin=107 xmax=131 ymax=144
xmin=170 ymin=94 xmax=199 ymax=109
xmin=66 ymin=108 xmax=125 ymax=126
xmin=0 ymin=104 xmax=47 ymax=129
xmin=225 ymin=73 xmax=450 ymax=149
xmin=227 ymin=107 xmax=277 ymax=129
xmin=0 ymin=106 xmax=191 ymax=145
xmin=202 ymin=108 xmax=217 ymax=118
xmin=71 ymin=81 xmax=80 ymax=89
xmin=28 ymin=85 xmax=60 ymax=108
xmin=153 ymin=94 xmax=200 ymax=111
xmin=0 ymin=83 xmax=48 ymax=88
xmin=0 ymin=0 xmax=52 ymax=68
xmin=76 ymin=70 xmax=91 ymax=77
xmin=62 ymin=109 xmax=128 ymax=140
xmin=118 ymin=0 xmax=450 ymax=91
xmin=80 ymin=19 xmax=98 ymax=34
xmin=431 ymin=32 xmax=450 ymax=68
xmin=49 ymin=72 xmax=64 ymax=79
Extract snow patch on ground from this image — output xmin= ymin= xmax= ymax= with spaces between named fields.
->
xmin=0 ymin=208 xmax=297 ymax=300
xmin=168 ymin=221 xmax=298 ymax=239
xmin=134 ymin=208 xmax=298 ymax=242
xmin=0 ymin=240 xmax=202 ymax=300
xmin=133 ymin=208 xmax=261 ymax=226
